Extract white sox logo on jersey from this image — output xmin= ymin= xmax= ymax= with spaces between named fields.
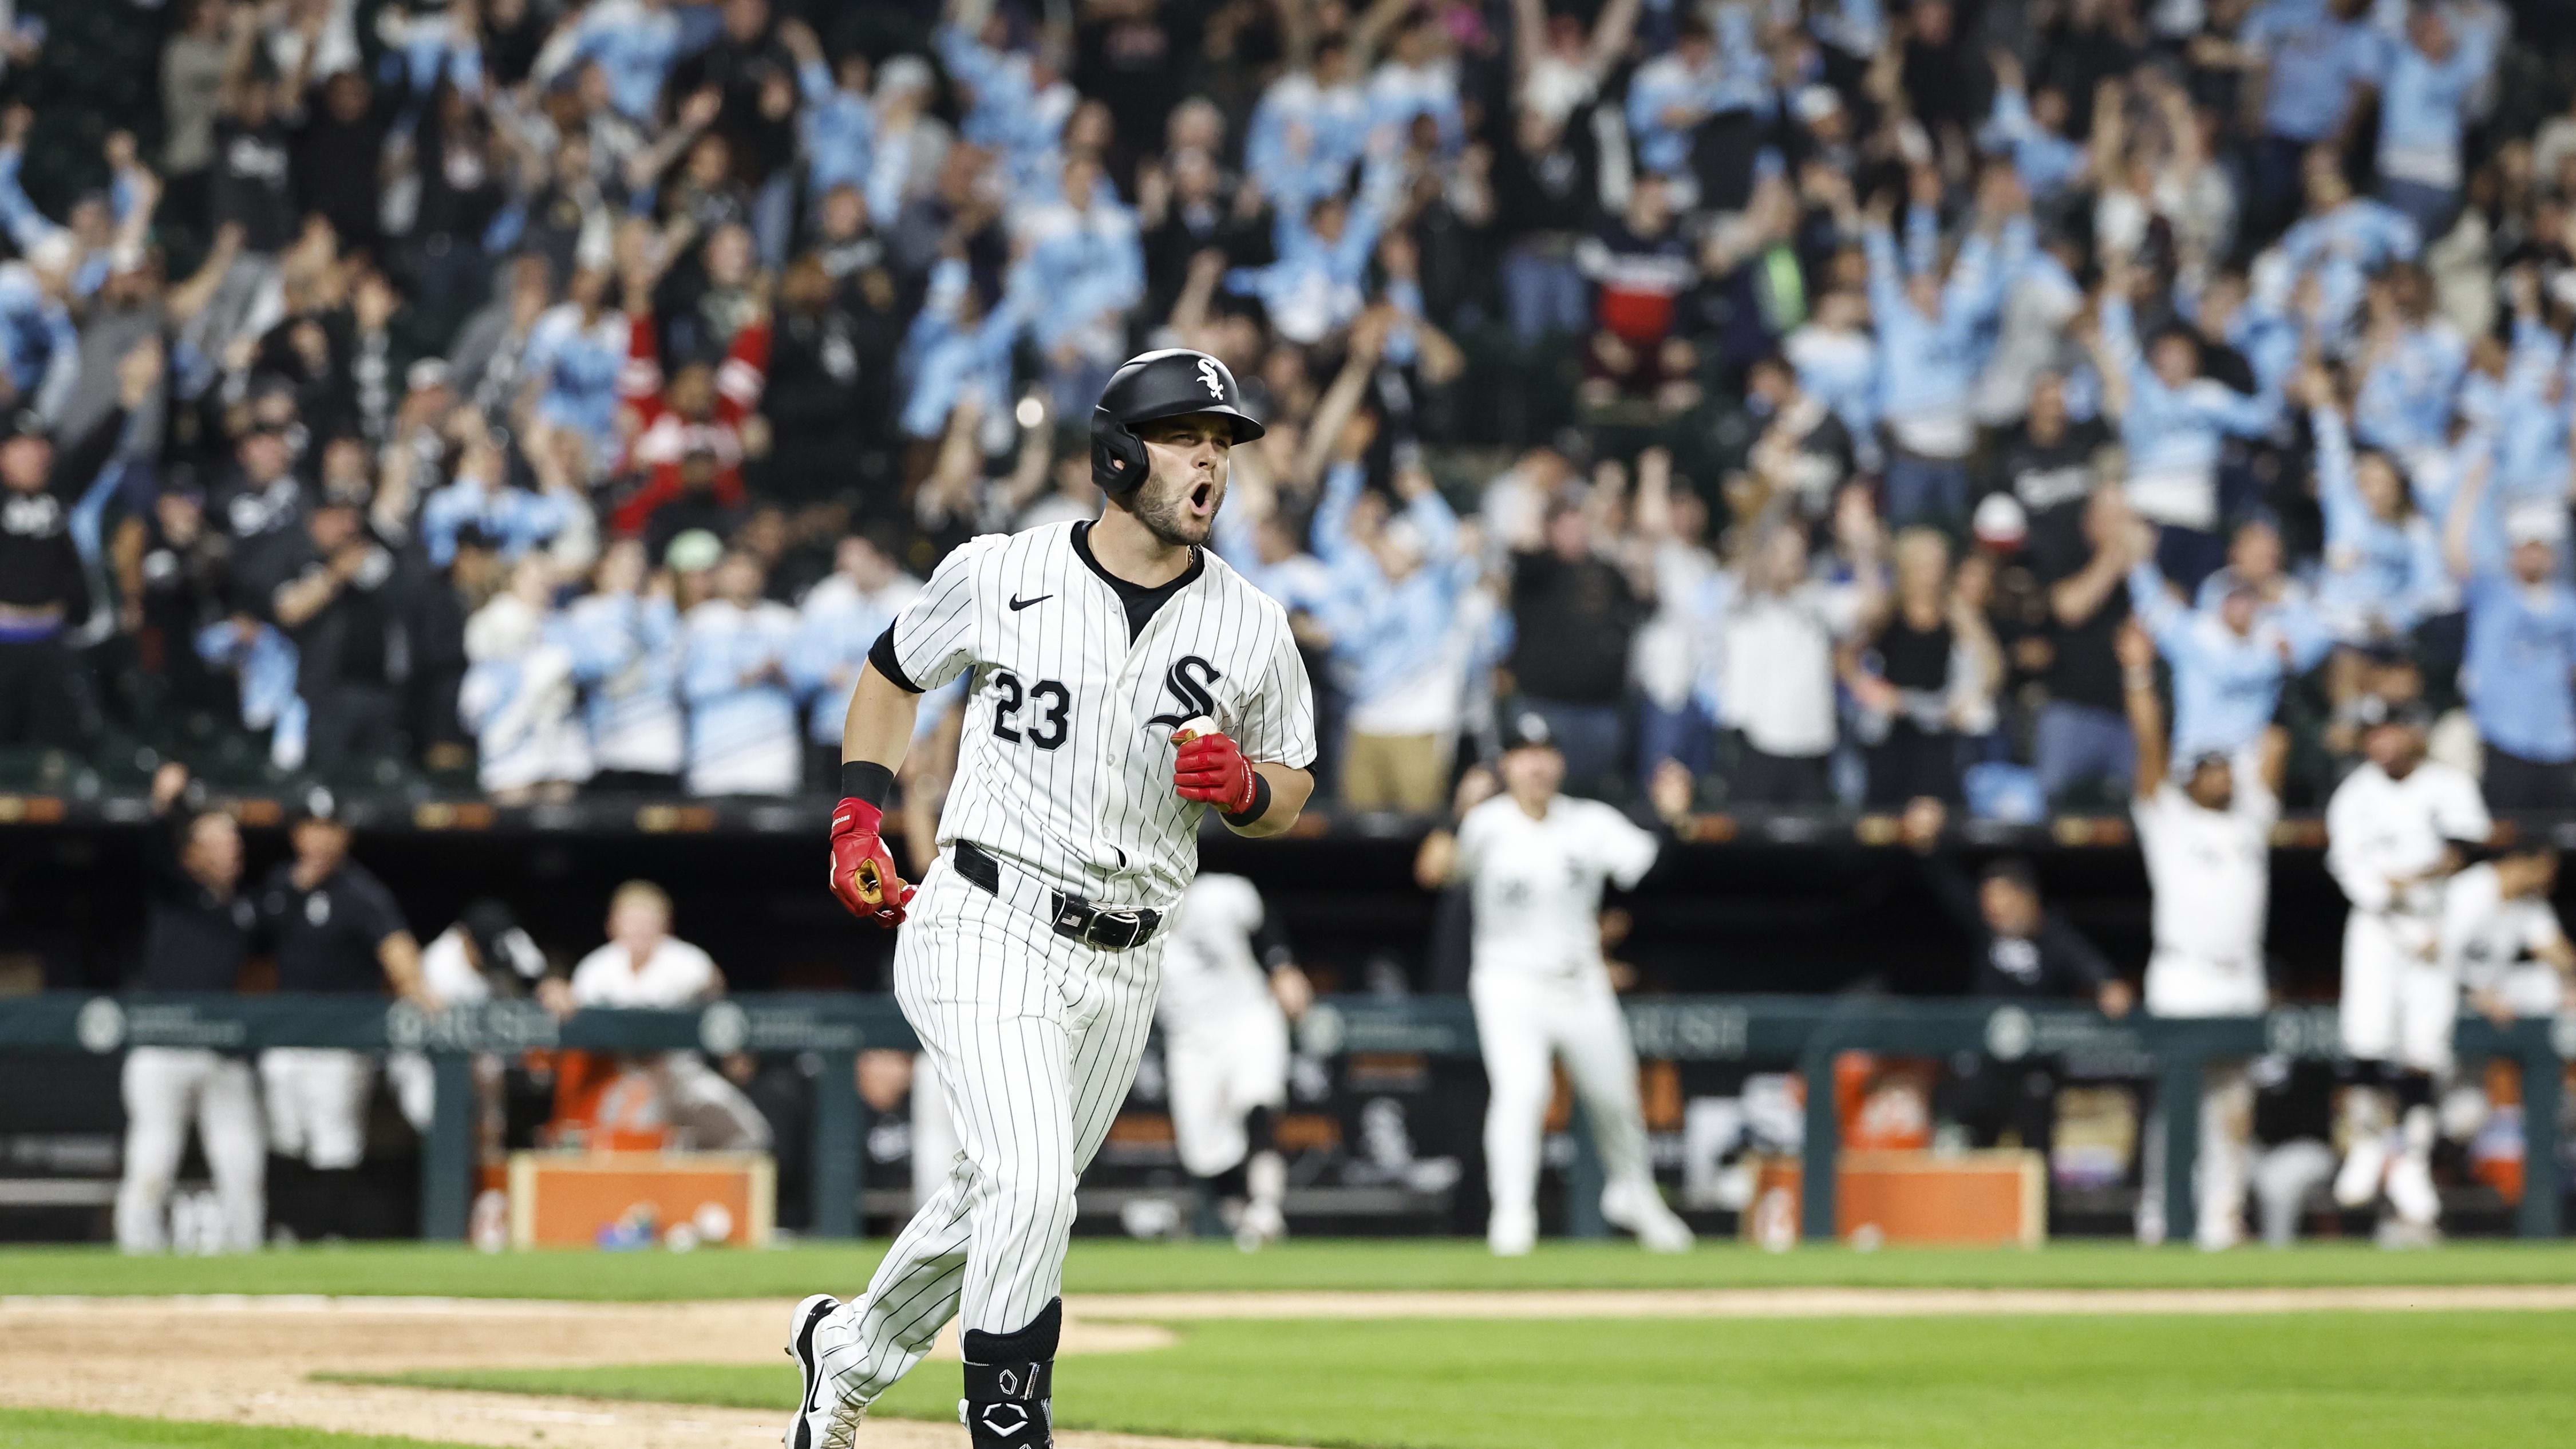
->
xmin=1146 ymin=656 xmax=1222 ymax=730
xmin=1196 ymin=357 xmax=1226 ymax=398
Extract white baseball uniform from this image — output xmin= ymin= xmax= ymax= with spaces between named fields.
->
xmin=2136 ymin=779 xmax=2276 ymax=1017
xmin=1155 ymin=873 xmax=1291 ymax=1179
xmin=1453 ymin=791 xmax=1684 ymax=1249
xmin=813 ymin=522 xmax=1314 ymax=1401
xmin=568 ymin=936 xmax=772 ymax=1150
xmin=116 ymin=1048 xmax=264 ymax=1253
xmin=2326 ymin=760 xmax=2491 ymax=1073
xmin=388 ymin=926 xmax=496 ymax=1133
xmin=2132 ymin=777 xmax=2275 ymax=1248
xmin=2442 ymin=863 xmax=2571 ymax=1018
xmin=256 ymin=862 xmax=411 ymax=1174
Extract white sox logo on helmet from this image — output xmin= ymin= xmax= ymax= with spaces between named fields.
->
xmin=1196 ymin=356 xmax=1225 ymax=398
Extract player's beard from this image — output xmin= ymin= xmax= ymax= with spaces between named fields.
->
xmin=1127 ymin=465 xmax=1224 ymax=550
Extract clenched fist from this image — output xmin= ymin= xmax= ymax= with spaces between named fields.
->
xmin=828 ymin=799 xmax=914 ymax=926
xmin=1174 ymin=727 xmax=1258 ymax=816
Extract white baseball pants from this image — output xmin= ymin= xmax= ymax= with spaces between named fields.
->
xmin=2144 ymin=950 xmax=2266 ymax=1019
xmin=1164 ymin=1006 xmax=1289 ymax=1179
xmin=2339 ymin=913 xmax=2456 ymax=1074
xmin=1472 ymin=966 xmax=1656 ymax=1232
xmin=116 ymin=1048 xmax=265 ymax=1253
xmin=910 ymin=1053 xmax=959 ymax=1210
xmin=816 ymin=856 xmax=1164 ymax=1403
xmin=2136 ymin=1064 xmax=2255 ymax=1249
xmin=258 ymin=1047 xmax=376 ymax=1170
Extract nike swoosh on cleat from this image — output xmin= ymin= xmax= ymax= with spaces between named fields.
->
xmin=791 ymin=1299 xmax=829 ymax=1446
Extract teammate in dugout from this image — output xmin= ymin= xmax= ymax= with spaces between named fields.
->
xmin=118 ymin=763 xmax=264 ymax=1254
xmin=2324 ymin=700 xmax=2491 ymax=1235
xmin=788 ymin=348 xmax=1317 ymax=1449
xmin=1414 ymin=713 xmax=1700 ymax=1257
xmin=2443 ymin=840 xmax=2573 ymax=1026
xmin=2118 ymin=622 xmax=2283 ymax=1251
xmin=256 ymin=792 xmax=429 ymax=1242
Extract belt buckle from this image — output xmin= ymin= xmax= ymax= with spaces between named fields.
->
xmin=1085 ymin=911 xmax=1143 ymax=950
xmin=1053 ymin=900 xmax=1092 ymax=938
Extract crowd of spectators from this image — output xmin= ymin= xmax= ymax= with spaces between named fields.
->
xmin=3 ymin=0 xmax=2576 ymax=819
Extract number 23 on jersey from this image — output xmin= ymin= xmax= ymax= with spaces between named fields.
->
xmin=989 ymin=670 xmax=1071 ymax=750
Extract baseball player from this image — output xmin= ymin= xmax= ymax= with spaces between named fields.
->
xmin=1414 ymin=714 xmax=1697 ymax=1257
xmin=2119 ymin=623 xmax=2280 ymax=1250
xmin=256 ymin=796 xmax=428 ymax=1242
xmin=786 ymin=348 xmax=1314 ymax=1449
xmin=1156 ymin=872 xmax=1311 ymax=1250
xmin=2324 ymin=704 xmax=2491 ymax=1231
xmin=388 ymin=901 xmax=548 ymax=1134
xmin=117 ymin=764 xmax=264 ymax=1254
xmin=2444 ymin=842 xmax=2572 ymax=1026
xmin=562 ymin=881 xmax=772 ymax=1151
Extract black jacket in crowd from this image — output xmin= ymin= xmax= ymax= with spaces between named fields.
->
xmin=0 ymin=404 xmax=132 ymax=619
xmin=1507 ymin=548 xmax=1647 ymax=705
xmin=1917 ymin=852 xmax=2116 ymax=1001
xmin=135 ymin=811 xmax=256 ymax=993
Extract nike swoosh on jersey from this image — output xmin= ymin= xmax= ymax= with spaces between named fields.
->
xmin=1008 ymin=594 xmax=1052 ymax=611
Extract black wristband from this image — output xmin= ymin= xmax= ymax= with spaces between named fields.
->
xmin=839 ymin=760 xmax=895 ymax=810
xmin=1220 ymin=770 xmax=1273 ymax=828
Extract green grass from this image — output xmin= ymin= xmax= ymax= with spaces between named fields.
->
xmin=11 ymin=1238 xmax=2576 ymax=1301
xmin=347 ymin=1312 xmax=2576 ymax=1449
xmin=0 ymin=1409 xmax=481 ymax=1449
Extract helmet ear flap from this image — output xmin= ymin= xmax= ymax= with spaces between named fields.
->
xmin=1091 ymin=405 xmax=1148 ymax=494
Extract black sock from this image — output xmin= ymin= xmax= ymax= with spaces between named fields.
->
xmin=309 ymin=1168 xmax=351 ymax=1239
xmin=266 ymin=1156 xmax=306 ymax=1240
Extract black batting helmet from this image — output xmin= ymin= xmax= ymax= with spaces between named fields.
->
xmin=1091 ymin=348 xmax=1265 ymax=494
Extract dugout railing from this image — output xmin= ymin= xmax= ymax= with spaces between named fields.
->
xmin=0 ymin=993 xmax=2563 ymax=1243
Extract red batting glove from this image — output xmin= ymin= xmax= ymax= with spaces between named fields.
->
xmin=1174 ymin=731 xmax=1258 ymax=815
xmin=828 ymin=799 xmax=914 ymax=926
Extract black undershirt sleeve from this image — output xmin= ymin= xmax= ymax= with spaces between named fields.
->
xmin=867 ymin=625 xmax=922 ymax=693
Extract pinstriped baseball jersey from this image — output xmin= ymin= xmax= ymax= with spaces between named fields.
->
xmin=804 ymin=524 xmax=1313 ymax=1400
xmin=882 ymin=520 xmax=1317 ymax=908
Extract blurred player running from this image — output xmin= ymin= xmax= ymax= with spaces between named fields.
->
xmin=787 ymin=349 xmax=1315 ymax=1449
xmin=1156 ymin=871 xmax=1311 ymax=1249
xmin=2324 ymin=703 xmax=2490 ymax=1236
xmin=1415 ymin=712 xmax=1697 ymax=1256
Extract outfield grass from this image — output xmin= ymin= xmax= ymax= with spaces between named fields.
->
xmin=11 ymin=1238 xmax=2576 ymax=1300
xmin=349 ymin=1310 xmax=2576 ymax=1449
xmin=0 ymin=1409 xmax=480 ymax=1449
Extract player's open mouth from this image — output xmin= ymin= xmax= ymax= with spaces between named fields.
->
xmin=1188 ymin=481 xmax=1214 ymax=514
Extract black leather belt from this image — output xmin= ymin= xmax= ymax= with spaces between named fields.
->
xmin=952 ymin=841 xmax=1163 ymax=951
